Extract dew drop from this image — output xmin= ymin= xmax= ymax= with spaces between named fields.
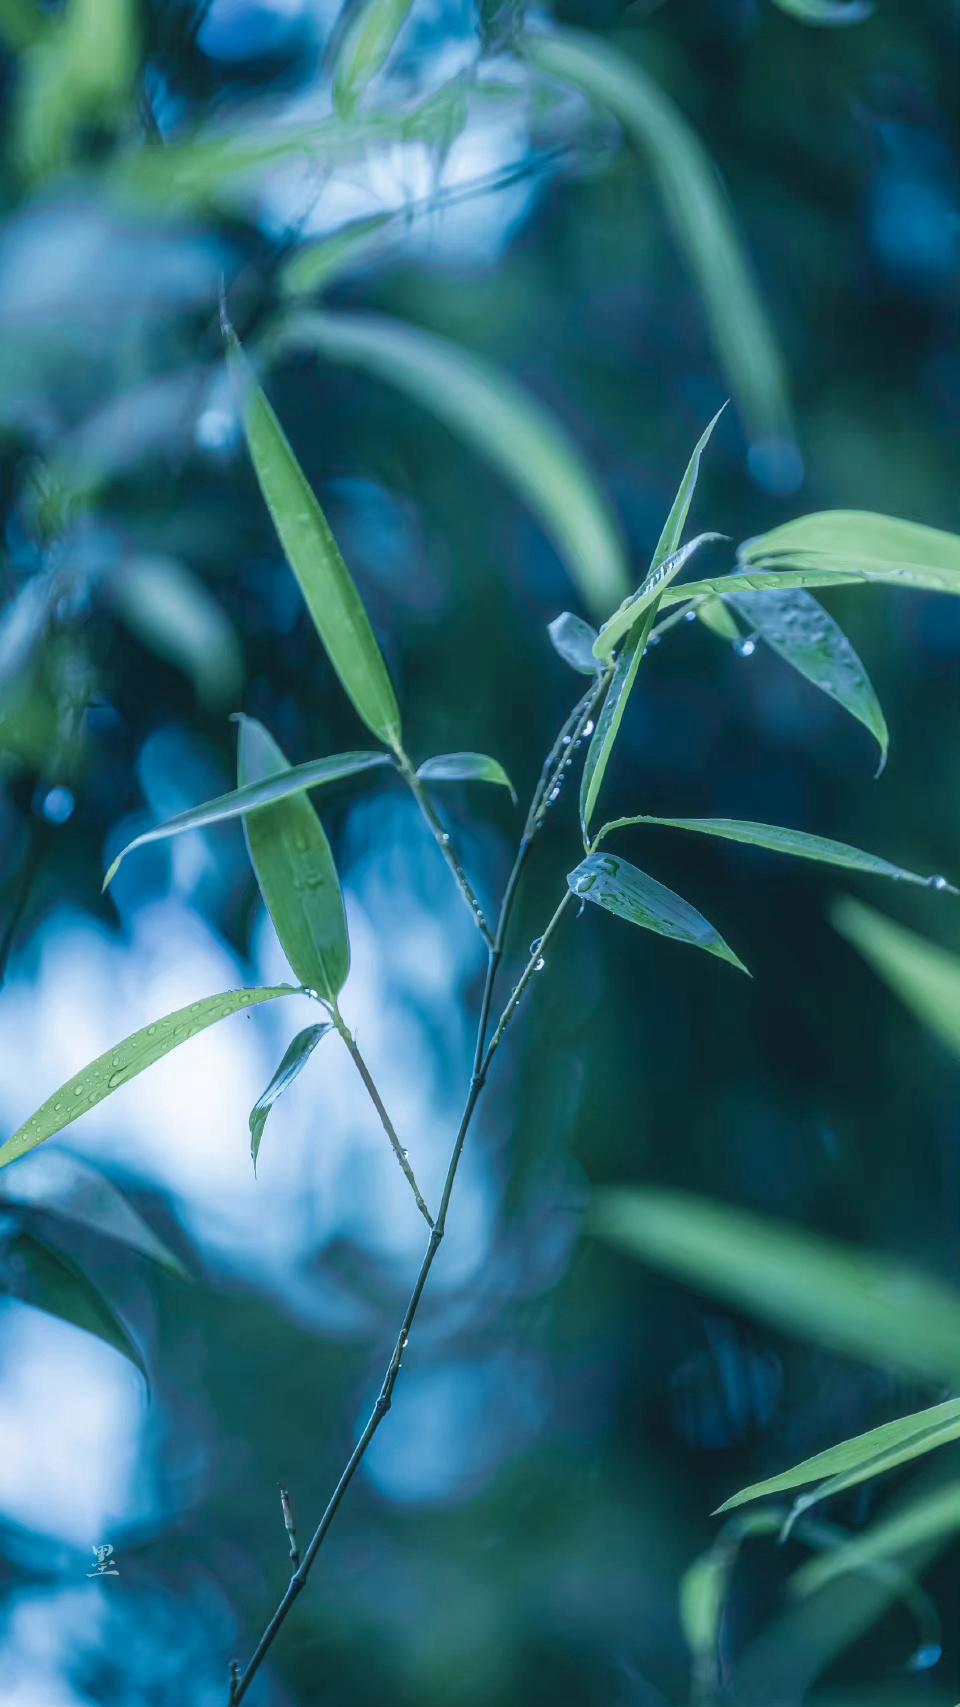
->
xmin=684 ymin=609 xmax=697 ymax=623
xmin=534 ymin=957 xmax=545 ymax=972
xmin=529 ymin=937 xmax=542 ymax=956
xmin=582 ymin=720 xmax=595 ymax=737
xmin=930 ymin=875 xmax=949 ymax=891
xmin=734 ymin=637 xmax=757 ymax=658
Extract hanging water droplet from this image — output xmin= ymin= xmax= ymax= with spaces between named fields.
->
xmin=684 ymin=609 xmax=697 ymax=623
xmin=440 ymin=831 xmax=451 ymax=846
xmin=534 ymin=956 xmax=545 ymax=972
xmin=930 ymin=875 xmax=949 ymax=891
xmin=582 ymin=720 xmax=595 ymax=737
xmin=548 ymin=786 xmax=560 ymax=803
xmin=734 ymin=637 xmax=757 ymax=658
xmin=562 ymin=735 xmax=572 ymax=746
xmin=529 ymin=937 xmax=542 ymax=956
xmin=401 ymin=1147 xmax=409 ymax=1159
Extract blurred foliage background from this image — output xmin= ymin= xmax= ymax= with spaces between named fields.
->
xmin=1 ymin=1 xmax=960 ymax=1704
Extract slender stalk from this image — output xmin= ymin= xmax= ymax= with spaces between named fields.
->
xmin=331 ymin=1009 xmax=434 ymax=1228
xmin=395 ymin=749 xmax=495 ymax=948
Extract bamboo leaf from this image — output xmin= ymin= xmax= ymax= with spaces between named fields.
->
xmin=237 ymin=717 xmax=351 ymax=1004
xmin=0 ymin=986 xmax=298 ymax=1171
xmin=696 ymin=596 xmax=741 ymax=641
xmin=548 ymin=611 xmax=602 ymax=676
xmin=594 ymin=532 xmax=723 ymax=659
xmin=594 ymin=816 xmax=955 ymax=892
xmin=728 ymin=587 xmax=889 ymax=770
xmin=589 ymin=1188 xmax=960 ymax=1387
xmin=273 ymin=310 xmax=630 ymax=618
xmin=661 ymin=559 xmax=960 ymax=606
xmin=739 ymin=510 xmax=960 ymax=584
xmin=103 ymin=751 xmax=390 ymax=890
xmin=0 ymin=1230 xmax=146 ymax=1377
xmin=792 ymin=1481 xmax=960 ymax=1599
xmin=0 ymin=1152 xmax=186 ymax=1277
xmin=226 ymin=323 xmax=402 ymax=748
xmin=770 ymin=0 xmax=872 ymax=20
xmin=568 ymin=852 xmax=748 ymax=972
xmin=524 ymin=28 xmax=792 ymax=450
xmin=417 ymin=752 xmax=516 ymax=803
xmin=652 ymin=408 xmax=727 ymax=571
xmin=580 ymin=613 xmax=652 ymax=837
xmin=333 ymin=0 xmax=417 ymax=113
xmin=249 ymin=1024 xmax=331 ymax=1175
xmin=831 ymin=898 xmax=960 ymax=1061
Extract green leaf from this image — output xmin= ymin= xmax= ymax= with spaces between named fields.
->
xmin=739 ymin=509 xmax=960 ymax=586
xmin=0 ymin=1152 xmax=186 ymax=1276
xmin=696 ymin=595 xmax=741 ymax=642
xmin=280 ymin=213 xmax=393 ymax=300
xmin=237 ymin=718 xmax=351 ymax=1003
xmin=0 ymin=0 xmax=49 ymax=53
xmin=680 ymin=1512 xmax=781 ymax=1675
xmin=226 ymin=323 xmax=402 ymax=748
xmin=580 ymin=612 xmax=652 ymax=837
xmin=333 ymin=0 xmax=416 ymax=112
xmin=653 ymin=408 xmax=727 ymax=570
xmin=249 ymin=1023 xmax=331 ymax=1175
xmin=548 ymin=611 xmax=602 ymax=675
xmin=16 ymin=0 xmax=138 ymax=175
xmin=416 ymin=752 xmax=516 ymax=803
xmin=103 ymin=751 xmax=389 ymax=890
xmin=831 ymin=898 xmax=960 ymax=1061
xmin=770 ymin=0 xmax=872 ymax=21
xmin=568 ymin=852 xmax=748 ymax=973
xmin=594 ymin=533 xmax=723 ymax=659
xmin=589 ymin=1187 xmax=960 ymax=1387
xmin=1 ymin=1230 xmax=146 ymax=1377
xmin=0 ymin=985 xmax=298 ymax=1171
xmin=594 ymin=815 xmax=955 ymax=892
xmin=792 ymin=1480 xmax=960 ymax=1599
xmin=728 ymin=587 xmax=889 ymax=770
xmin=272 ymin=310 xmax=630 ymax=618
xmin=107 ymin=556 xmax=243 ymax=713
xmin=524 ymin=29 xmax=791 ymax=449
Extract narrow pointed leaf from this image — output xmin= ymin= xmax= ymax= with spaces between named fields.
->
xmin=589 ymin=1188 xmax=960 ymax=1387
xmin=548 ymin=611 xmax=602 ymax=675
xmin=653 ymin=407 xmax=726 ymax=570
xmin=792 ymin=1482 xmax=960 ymax=1599
xmin=104 ymin=751 xmax=390 ymax=890
xmin=740 ymin=513 xmax=960 ymax=575
xmin=0 ymin=1152 xmax=186 ymax=1276
xmin=568 ymin=852 xmax=748 ymax=972
xmin=594 ymin=815 xmax=955 ymax=892
xmin=716 ymin=1399 xmax=960 ymax=1515
xmin=525 ymin=28 xmax=791 ymax=449
xmin=333 ymin=0 xmax=416 ymax=113
xmin=250 ymin=1023 xmax=331 ymax=1174
xmin=771 ymin=0 xmax=872 ymax=21
xmin=667 ymin=563 xmax=960 ymax=604
xmin=237 ymin=718 xmax=350 ymax=1003
xmin=831 ymin=898 xmax=960 ymax=1061
xmin=594 ymin=534 xmax=722 ymax=660
xmin=281 ymin=213 xmax=393 ymax=299
xmin=417 ymin=752 xmax=516 ymax=803
xmin=728 ymin=586 xmax=888 ymax=769
xmin=696 ymin=595 xmax=741 ymax=641
xmin=274 ymin=311 xmax=630 ymax=617
xmin=0 ymin=985 xmax=298 ymax=1171
xmin=1 ymin=1231 xmax=146 ymax=1377
xmin=580 ymin=611 xmax=653 ymax=836
xmin=226 ymin=325 xmax=401 ymax=747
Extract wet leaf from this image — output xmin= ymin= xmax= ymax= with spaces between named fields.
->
xmin=568 ymin=852 xmax=748 ymax=972
xmin=417 ymin=752 xmax=516 ymax=803
xmin=333 ymin=0 xmax=416 ymax=112
xmin=548 ymin=611 xmax=602 ymax=675
xmin=525 ymin=29 xmax=792 ymax=449
xmin=250 ymin=1024 xmax=331 ymax=1175
xmin=728 ymin=586 xmax=888 ymax=769
xmin=594 ymin=532 xmax=723 ymax=659
xmin=103 ymin=750 xmax=389 ymax=890
xmin=770 ymin=0 xmax=872 ymax=26
xmin=594 ymin=815 xmax=954 ymax=892
xmin=0 ymin=985 xmax=298 ymax=1171
xmin=237 ymin=717 xmax=351 ymax=1004
xmin=580 ymin=613 xmax=652 ymax=836
xmin=696 ymin=596 xmax=741 ymax=641
xmin=738 ymin=509 xmax=960 ymax=589
xmin=589 ymin=1188 xmax=960 ymax=1386
xmin=227 ymin=324 xmax=401 ymax=748
xmin=0 ymin=1230 xmax=146 ymax=1377
xmin=831 ymin=898 xmax=960 ymax=1061
xmin=274 ymin=310 xmax=630 ymax=617
xmin=0 ymin=1151 xmax=186 ymax=1276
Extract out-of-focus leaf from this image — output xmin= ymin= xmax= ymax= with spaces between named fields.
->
xmin=589 ymin=1188 xmax=960 ymax=1387
xmin=728 ymin=586 xmax=888 ymax=770
xmin=680 ymin=1512 xmax=780 ymax=1681
xmin=280 ymin=214 xmax=393 ymax=299
xmin=274 ymin=310 xmax=630 ymax=618
xmin=0 ymin=1151 xmax=186 ymax=1277
xmin=594 ymin=532 xmax=722 ymax=659
xmin=103 ymin=751 xmax=389 ymax=890
xmin=237 ymin=717 xmax=351 ymax=1004
xmin=227 ymin=324 xmax=401 ymax=748
xmin=770 ymin=0 xmax=872 ymax=21
xmin=108 ymin=556 xmax=243 ymax=712
xmin=792 ymin=1481 xmax=960 ymax=1598
xmin=739 ymin=510 xmax=960 ymax=582
xmin=250 ymin=1024 xmax=331 ymax=1175
xmin=333 ymin=0 xmax=416 ymax=112
xmin=0 ymin=986 xmax=297 ymax=1171
xmin=524 ymin=28 xmax=791 ymax=450
xmin=594 ymin=815 xmax=955 ymax=892
xmin=696 ymin=595 xmax=741 ymax=641
xmin=661 ymin=560 xmax=960 ymax=606
xmin=0 ymin=1230 xmax=145 ymax=1377
xmin=568 ymin=852 xmax=748 ymax=972
xmin=717 ymin=1399 xmax=960 ymax=1515
xmin=580 ymin=613 xmax=652 ymax=836
xmin=17 ymin=0 xmax=138 ymax=175
xmin=0 ymin=0 xmax=47 ymax=52
xmin=831 ymin=898 xmax=960 ymax=1061
xmin=548 ymin=612 xmax=602 ymax=675
xmin=417 ymin=752 xmax=516 ymax=802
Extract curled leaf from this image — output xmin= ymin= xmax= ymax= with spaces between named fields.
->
xmin=0 ymin=1229 xmax=146 ymax=1377
xmin=0 ymin=1151 xmax=186 ymax=1276
xmin=250 ymin=1024 xmax=331 ymax=1174
xmin=548 ymin=611 xmax=602 ymax=675
xmin=593 ymin=532 xmax=723 ymax=659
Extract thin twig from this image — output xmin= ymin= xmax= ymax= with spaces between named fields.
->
xmin=332 ymin=1010 xmax=434 ymax=1228
xmin=396 ymin=750 xmax=495 ymax=947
